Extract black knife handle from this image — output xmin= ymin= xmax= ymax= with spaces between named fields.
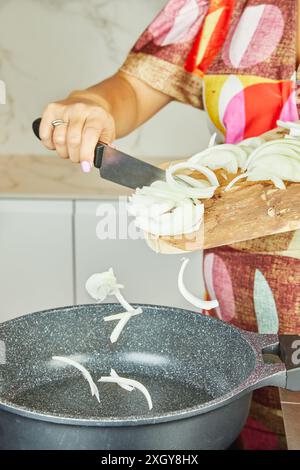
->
xmin=32 ymin=117 xmax=42 ymax=141
xmin=32 ymin=117 xmax=105 ymax=169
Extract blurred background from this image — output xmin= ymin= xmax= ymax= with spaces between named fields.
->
xmin=0 ymin=0 xmax=209 ymax=158
xmin=0 ymin=0 xmax=206 ymax=322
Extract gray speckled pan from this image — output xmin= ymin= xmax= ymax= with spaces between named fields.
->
xmin=0 ymin=304 xmax=299 ymax=450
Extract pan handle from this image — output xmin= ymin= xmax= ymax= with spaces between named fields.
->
xmin=240 ymin=331 xmax=300 ymax=391
xmin=278 ymin=335 xmax=300 ymax=391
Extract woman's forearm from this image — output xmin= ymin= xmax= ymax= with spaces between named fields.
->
xmin=39 ymin=71 xmax=172 ymax=168
xmin=68 ymin=71 xmax=172 ymax=138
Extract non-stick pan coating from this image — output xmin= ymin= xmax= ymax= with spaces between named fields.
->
xmin=0 ymin=304 xmax=256 ymax=424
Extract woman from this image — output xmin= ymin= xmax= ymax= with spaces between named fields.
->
xmin=40 ymin=0 xmax=300 ymax=449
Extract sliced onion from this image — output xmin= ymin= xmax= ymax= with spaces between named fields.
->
xmin=127 ymin=194 xmax=175 ymax=218
xmin=176 ymin=175 xmax=211 ymax=188
xmin=114 ymin=289 xmax=135 ymax=312
xmin=208 ymin=132 xmax=217 ymax=148
xmin=277 ymin=119 xmax=300 ymax=137
xmin=244 ymin=140 xmax=300 ymax=171
xmin=225 ymin=172 xmax=250 ymax=191
xmin=190 ymin=144 xmax=248 ymax=171
xmin=172 ymin=175 xmax=217 ymax=199
xmin=238 ymin=137 xmax=265 ymax=148
xmin=246 ymin=171 xmax=286 ymax=189
xmin=134 ymin=202 xmax=204 ymax=237
xmin=110 ymin=368 xmax=134 ymax=391
xmin=85 ymin=269 xmax=123 ymax=302
xmin=127 ymin=159 xmax=218 ymax=238
xmin=98 ymin=370 xmax=153 ymax=410
xmin=105 ymin=309 xmax=143 ymax=344
xmin=52 ymin=356 xmax=100 ymax=402
xmin=271 ymin=176 xmax=286 ymax=190
xmin=86 ymin=269 xmax=143 ymax=344
xmin=104 ymin=309 xmax=142 ymax=322
xmin=178 ymin=258 xmax=219 ymax=310
xmin=167 ymin=161 xmax=219 ymax=191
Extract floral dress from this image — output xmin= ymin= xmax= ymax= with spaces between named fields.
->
xmin=121 ymin=0 xmax=300 ymax=449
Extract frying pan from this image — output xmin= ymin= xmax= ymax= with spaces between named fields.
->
xmin=0 ymin=304 xmax=299 ymax=450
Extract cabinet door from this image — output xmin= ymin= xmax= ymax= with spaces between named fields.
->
xmin=75 ymin=200 xmax=203 ymax=310
xmin=0 ymin=200 xmax=74 ymax=322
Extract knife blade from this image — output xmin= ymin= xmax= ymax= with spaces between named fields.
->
xmin=32 ymin=118 xmax=166 ymax=189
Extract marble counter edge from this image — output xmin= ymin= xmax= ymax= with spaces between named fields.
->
xmin=0 ymin=154 xmax=171 ymax=200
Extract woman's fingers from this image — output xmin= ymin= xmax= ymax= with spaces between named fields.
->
xmin=67 ymin=116 xmax=86 ymax=163
xmin=80 ymin=121 xmax=103 ymax=171
xmin=80 ymin=112 xmax=115 ymax=171
xmin=53 ymin=123 xmax=69 ymax=159
xmin=39 ymin=100 xmax=116 ymax=170
xmin=39 ymin=103 xmax=64 ymax=150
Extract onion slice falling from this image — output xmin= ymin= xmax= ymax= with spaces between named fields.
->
xmin=52 ymin=356 xmax=100 ymax=403
xmin=86 ymin=269 xmax=143 ymax=345
xmin=178 ymin=258 xmax=219 ymax=311
xmin=98 ymin=369 xmax=153 ymax=410
xmin=104 ymin=308 xmax=143 ymax=344
xmin=104 ymin=309 xmax=142 ymax=322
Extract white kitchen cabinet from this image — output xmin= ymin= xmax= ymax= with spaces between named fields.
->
xmin=74 ymin=200 xmax=203 ymax=310
xmin=0 ymin=200 xmax=74 ymax=322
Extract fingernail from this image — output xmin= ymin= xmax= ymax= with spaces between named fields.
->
xmin=81 ymin=161 xmax=92 ymax=173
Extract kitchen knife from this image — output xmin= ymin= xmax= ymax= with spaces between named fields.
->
xmin=32 ymin=118 xmax=165 ymax=189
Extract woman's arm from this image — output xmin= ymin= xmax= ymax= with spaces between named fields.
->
xmin=39 ymin=71 xmax=172 ymax=171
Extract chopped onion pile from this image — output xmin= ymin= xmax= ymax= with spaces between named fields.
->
xmin=128 ymin=161 xmax=219 ymax=237
xmin=127 ymin=135 xmax=272 ymax=237
xmin=52 ymin=356 xmax=100 ymax=403
xmin=226 ymin=138 xmax=300 ymax=191
xmin=86 ymin=269 xmax=142 ymax=344
xmin=178 ymin=258 xmax=218 ymax=311
xmin=190 ymin=144 xmax=248 ymax=174
xmin=277 ymin=120 xmax=300 ymax=138
xmin=99 ymin=369 xmax=153 ymax=411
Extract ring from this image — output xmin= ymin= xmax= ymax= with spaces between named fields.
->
xmin=51 ymin=119 xmax=67 ymax=127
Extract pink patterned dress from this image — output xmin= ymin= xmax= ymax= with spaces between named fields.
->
xmin=121 ymin=0 xmax=300 ymax=449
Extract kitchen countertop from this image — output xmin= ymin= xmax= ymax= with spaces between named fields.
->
xmin=0 ymin=154 xmax=168 ymax=199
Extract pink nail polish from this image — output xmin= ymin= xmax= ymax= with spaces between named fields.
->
xmin=81 ymin=161 xmax=92 ymax=173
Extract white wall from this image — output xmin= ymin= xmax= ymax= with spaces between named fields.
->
xmin=0 ymin=0 xmax=210 ymax=159
xmin=0 ymin=199 xmax=203 ymax=321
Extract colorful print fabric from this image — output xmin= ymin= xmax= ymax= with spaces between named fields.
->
xmin=122 ymin=0 xmax=298 ymax=143
xmin=203 ymin=241 xmax=300 ymax=449
xmin=121 ymin=0 xmax=300 ymax=450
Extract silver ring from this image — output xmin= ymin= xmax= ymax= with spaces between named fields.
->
xmin=51 ymin=119 xmax=67 ymax=127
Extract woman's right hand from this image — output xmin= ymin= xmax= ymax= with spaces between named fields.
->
xmin=39 ymin=92 xmax=116 ymax=173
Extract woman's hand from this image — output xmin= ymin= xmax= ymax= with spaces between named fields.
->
xmin=39 ymin=72 xmax=172 ymax=173
xmin=39 ymin=93 xmax=116 ymax=173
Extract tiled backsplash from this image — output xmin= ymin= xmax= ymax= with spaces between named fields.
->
xmin=0 ymin=0 xmax=210 ymax=159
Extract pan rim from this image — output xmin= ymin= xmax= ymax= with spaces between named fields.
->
xmin=0 ymin=303 xmax=284 ymax=427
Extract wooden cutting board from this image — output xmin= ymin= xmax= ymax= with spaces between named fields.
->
xmin=147 ymin=126 xmax=300 ymax=253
